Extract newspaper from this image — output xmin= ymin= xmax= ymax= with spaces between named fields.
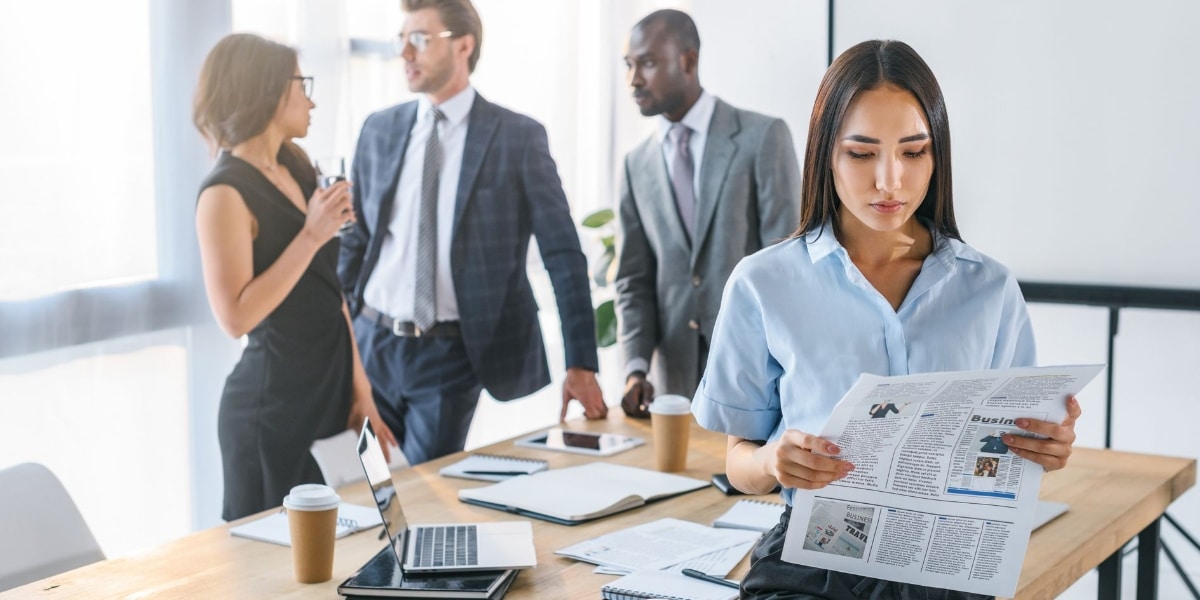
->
xmin=781 ymin=364 xmax=1104 ymax=597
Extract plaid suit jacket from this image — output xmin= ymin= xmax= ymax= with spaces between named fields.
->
xmin=339 ymin=93 xmax=598 ymax=401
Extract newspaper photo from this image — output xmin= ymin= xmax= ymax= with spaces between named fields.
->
xmin=781 ymin=364 xmax=1104 ymax=597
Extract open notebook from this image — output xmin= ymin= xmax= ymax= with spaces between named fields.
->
xmin=458 ymin=462 xmax=708 ymax=525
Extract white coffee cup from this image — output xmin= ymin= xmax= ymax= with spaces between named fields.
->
xmin=649 ymin=394 xmax=693 ymax=472
xmin=283 ymin=484 xmax=340 ymax=583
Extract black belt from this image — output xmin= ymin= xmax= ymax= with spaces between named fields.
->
xmin=360 ymin=306 xmax=461 ymax=338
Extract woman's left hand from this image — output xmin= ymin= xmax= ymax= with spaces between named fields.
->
xmin=348 ymin=396 xmax=399 ymax=463
xmin=1003 ymin=395 xmax=1082 ymax=472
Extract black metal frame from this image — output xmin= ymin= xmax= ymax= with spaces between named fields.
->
xmin=1020 ymin=281 xmax=1200 ymax=600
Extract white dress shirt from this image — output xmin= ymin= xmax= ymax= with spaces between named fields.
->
xmin=364 ymin=86 xmax=476 ymax=321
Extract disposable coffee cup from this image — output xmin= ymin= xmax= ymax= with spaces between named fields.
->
xmin=649 ymin=394 xmax=693 ymax=472
xmin=283 ymin=483 xmax=341 ymax=583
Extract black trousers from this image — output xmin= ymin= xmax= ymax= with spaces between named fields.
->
xmin=741 ymin=507 xmax=994 ymax=600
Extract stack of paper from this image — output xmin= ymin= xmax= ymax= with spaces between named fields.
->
xmin=556 ymin=517 xmax=759 ymax=576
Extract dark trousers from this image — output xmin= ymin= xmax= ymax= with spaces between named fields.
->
xmin=741 ymin=507 xmax=994 ymax=600
xmin=354 ymin=315 xmax=483 ymax=465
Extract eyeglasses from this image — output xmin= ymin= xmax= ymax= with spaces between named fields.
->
xmin=292 ymin=76 xmax=314 ymax=99
xmin=396 ymin=30 xmax=455 ymax=54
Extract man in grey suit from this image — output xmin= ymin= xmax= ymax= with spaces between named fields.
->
xmin=339 ymin=0 xmax=605 ymax=464
xmin=616 ymin=9 xmax=801 ymax=417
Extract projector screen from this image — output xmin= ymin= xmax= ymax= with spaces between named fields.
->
xmin=835 ymin=0 xmax=1200 ymax=290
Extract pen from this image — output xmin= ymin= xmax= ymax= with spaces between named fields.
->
xmin=681 ymin=568 xmax=740 ymax=590
xmin=462 ymin=470 xmax=530 ymax=476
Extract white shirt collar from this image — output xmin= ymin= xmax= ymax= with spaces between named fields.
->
xmin=656 ymin=90 xmax=717 ymax=142
xmin=418 ymin=85 xmax=476 ymax=127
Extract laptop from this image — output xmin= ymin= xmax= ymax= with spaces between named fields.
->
xmin=356 ymin=417 xmax=537 ymax=573
xmin=1033 ymin=500 xmax=1069 ymax=530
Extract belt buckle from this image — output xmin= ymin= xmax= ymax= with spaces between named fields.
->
xmin=391 ymin=319 xmax=406 ymax=337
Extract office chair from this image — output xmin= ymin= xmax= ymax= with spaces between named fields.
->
xmin=0 ymin=463 xmax=105 ymax=592
xmin=310 ymin=429 xmax=409 ymax=489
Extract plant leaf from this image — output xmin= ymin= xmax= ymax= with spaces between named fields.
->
xmin=582 ymin=209 xmax=615 ymax=229
xmin=594 ymin=299 xmax=617 ymax=348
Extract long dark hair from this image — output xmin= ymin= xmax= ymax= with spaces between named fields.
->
xmin=192 ymin=33 xmax=313 ymax=180
xmin=793 ymin=40 xmax=959 ymax=241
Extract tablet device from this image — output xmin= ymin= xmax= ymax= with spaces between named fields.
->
xmin=514 ymin=428 xmax=643 ymax=457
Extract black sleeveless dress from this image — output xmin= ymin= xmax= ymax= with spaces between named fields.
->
xmin=198 ymin=151 xmax=352 ymax=521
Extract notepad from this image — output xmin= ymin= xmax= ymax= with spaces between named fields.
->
xmin=230 ymin=503 xmax=382 ymax=546
xmin=458 ymin=462 xmax=708 ymax=525
xmin=439 ymin=453 xmax=549 ymax=482
xmin=601 ymin=570 xmax=738 ymax=600
xmin=711 ymin=499 xmax=786 ymax=532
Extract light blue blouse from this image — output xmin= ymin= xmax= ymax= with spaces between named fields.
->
xmin=691 ymin=222 xmax=1036 ymax=505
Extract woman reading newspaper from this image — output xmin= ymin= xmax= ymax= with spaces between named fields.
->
xmin=691 ymin=40 xmax=1081 ymax=600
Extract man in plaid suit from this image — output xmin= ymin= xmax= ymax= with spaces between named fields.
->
xmin=339 ymin=0 xmax=604 ymax=465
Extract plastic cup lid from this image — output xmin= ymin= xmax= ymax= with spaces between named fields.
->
xmin=283 ymin=484 xmax=340 ymax=511
xmin=649 ymin=394 xmax=692 ymax=415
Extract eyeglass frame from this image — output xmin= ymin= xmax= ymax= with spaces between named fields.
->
xmin=291 ymin=76 xmax=314 ymax=99
xmin=396 ymin=30 xmax=456 ymax=54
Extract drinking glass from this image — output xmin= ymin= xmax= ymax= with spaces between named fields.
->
xmin=314 ymin=156 xmax=354 ymax=235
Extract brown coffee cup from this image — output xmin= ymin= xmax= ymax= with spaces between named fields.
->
xmin=283 ymin=484 xmax=340 ymax=583
xmin=650 ymin=394 xmax=693 ymax=472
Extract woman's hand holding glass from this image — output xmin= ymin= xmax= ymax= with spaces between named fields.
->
xmin=303 ymin=179 xmax=354 ymax=243
xmin=998 ymin=395 xmax=1081 ymax=472
xmin=315 ymin=156 xmax=355 ymax=236
xmin=768 ymin=430 xmax=855 ymax=491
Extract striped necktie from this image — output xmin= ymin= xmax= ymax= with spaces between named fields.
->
xmin=413 ymin=106 xmax=445 ymax=333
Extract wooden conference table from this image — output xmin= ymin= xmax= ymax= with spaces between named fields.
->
xmin=4 ymin=413 xmax=1193 ymax=600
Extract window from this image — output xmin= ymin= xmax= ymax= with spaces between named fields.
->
xmin=0 ymin=2 xmax=157 ymax=301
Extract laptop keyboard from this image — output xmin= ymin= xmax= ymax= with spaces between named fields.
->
xmin=413 ymin=525 xmax=479 ymax=568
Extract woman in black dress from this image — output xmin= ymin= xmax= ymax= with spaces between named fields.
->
xmin=193 ymin=33 xmax=398 ymax=521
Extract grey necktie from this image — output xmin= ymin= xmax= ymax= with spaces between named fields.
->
xmin=413 ymin=106 xmax=445 ymax=333
xmin=669 ymin=123 xmax=695 ymax=240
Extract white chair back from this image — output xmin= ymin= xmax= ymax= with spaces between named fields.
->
xmin=0 ymin=463 xmax=105 ymax=592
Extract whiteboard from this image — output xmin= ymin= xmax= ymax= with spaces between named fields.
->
xmin=835 ymin=0 xmax=1200 ymax=289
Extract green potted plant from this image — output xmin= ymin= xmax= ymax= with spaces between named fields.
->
xmin=581 ymin=208 xmax=618 ymax=348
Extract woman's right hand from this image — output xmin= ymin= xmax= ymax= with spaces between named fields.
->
xmin=768 ymin=429 xmax=855 ymax=490
xmin=303 ymin=179 xmax=354 ymax=242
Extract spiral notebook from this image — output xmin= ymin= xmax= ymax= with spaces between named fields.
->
xmin=601 ymin=570 xmax=737 ymax=600
xmin=439 ymin=453 xmax=549 ymax=482
xmin=711 ymin=499 xmax=786 ymax=532
xmin=230 ymin=503 xmax=382 ymax=546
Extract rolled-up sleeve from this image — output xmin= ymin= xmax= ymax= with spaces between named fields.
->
xmin=692 ymin=262 xmax=783 ymax=441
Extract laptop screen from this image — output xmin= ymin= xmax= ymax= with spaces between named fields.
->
xmin=357 ymin=418 xmax=409 ymax=566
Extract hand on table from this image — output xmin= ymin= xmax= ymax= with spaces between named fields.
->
xmin=560 ymin=367 xmax=607 ymax=421
xmin=621 ymin=372 xmax=654 ymax=419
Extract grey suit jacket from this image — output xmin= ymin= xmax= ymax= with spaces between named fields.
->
xmin=614 ymin=99 xmax=800 ymax=396
xmin=339 ymin=93 xmax=598 ymax=401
